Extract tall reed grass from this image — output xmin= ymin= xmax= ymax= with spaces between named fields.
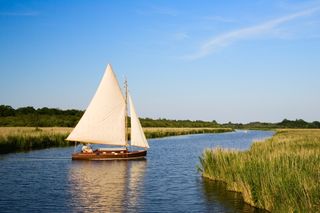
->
xmin=0 ymin=127 xmax=72 ymax=154
xmin=198 ymin=129 xmax=320 ymax=212
xmin=0 ymin=127 xmax=232 ymax=154
xmin=139 ymin=127 xmax=232 ymax=139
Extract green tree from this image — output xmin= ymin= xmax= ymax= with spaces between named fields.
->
xmin=0 ymin=105 xmax=16 ymax=116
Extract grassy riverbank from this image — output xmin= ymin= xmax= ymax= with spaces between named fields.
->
xmin=0 ymin=127 xmax=232 ymax=154
xmin=0 ymin=127 xmax=72 ymax=154
xmin=198 ymin=129 xmax=320 ymax=212
xmin=142 ymin=127 xmax=231 ymax=139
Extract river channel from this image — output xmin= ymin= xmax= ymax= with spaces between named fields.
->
xmin=0 ymin=130 xmax=274 ymax=213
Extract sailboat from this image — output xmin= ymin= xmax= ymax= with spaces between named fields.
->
xmin=66 ymin=64 xmax=149 ymax=160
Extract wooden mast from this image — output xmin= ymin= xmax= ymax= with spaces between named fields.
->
xmin=124 ymin=78 xmax=129 ymax=150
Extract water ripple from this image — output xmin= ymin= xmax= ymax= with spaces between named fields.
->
xmin=0 ymin=130 xmax=273 ymax=212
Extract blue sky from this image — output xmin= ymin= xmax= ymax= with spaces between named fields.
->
xmin=1 ymin=0 xmax=320 ymax=123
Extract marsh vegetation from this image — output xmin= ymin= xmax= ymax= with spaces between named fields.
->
xmin=198 ymin=129 xmax=320 ymax=212
xmin=0 ymin=127 xmax=72 ymax=154
xmin=0 ymin=127 xmax=232 ymax=154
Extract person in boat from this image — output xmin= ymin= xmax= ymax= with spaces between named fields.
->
xmin=82 ymin=144 xmax=93 ymax=153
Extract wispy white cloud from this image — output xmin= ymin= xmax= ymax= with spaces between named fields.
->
xmin=184 ymin=7 xmax=320 ymax=60
xmin=0 ymin=12 xmax=39 ymax=16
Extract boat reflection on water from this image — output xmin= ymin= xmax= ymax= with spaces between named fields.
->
xmin=69 ymin=159 xmax=147 ymax=212
xmin=201 ymin=178 xmax=268 ymax=213
xmin=126 ymin=160 xmax=147 ymax=208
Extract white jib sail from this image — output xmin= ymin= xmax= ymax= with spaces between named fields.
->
xmin=66 ymin=64 xmax=126 ymax=146
xmin=129 ymin=93 xmax=149 ymax=149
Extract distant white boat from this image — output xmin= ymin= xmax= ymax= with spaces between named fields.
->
xmin=66 ymin=64 xmax=149 ymax=160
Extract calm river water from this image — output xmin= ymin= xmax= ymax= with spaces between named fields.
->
xmin=0 ymin=130 xmax=273 ymax=213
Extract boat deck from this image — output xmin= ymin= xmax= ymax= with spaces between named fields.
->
xmin=72 ymin=149 xmax=147 ymax=160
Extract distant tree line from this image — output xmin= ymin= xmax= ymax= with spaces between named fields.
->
xmin=221 ymin=119 xmax=320 ymax=129
xmin=0 ymin=105 xmax=219 ymax=128
xmin=140 ymin=117 xmax=220 ymax=128
xmin=0 ymin=105 xmax=319 ymax=128
xmin=0 ymin=105 xmax=83 ymax=127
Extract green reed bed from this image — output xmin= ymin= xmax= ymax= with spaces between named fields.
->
xmin=198 ymin=129 xmax=320 ymax=212
xmin=141 ymin=127 xmax=232 ymax=139
xmin=0 ymin=127 xmax=72 ymax=154
xmin=0 ymin=127 xmax=233 ymax=154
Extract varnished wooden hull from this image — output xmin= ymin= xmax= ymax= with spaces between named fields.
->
xmin=72 ymin=150 xmax=147 ymax=160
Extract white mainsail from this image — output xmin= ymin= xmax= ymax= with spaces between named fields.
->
xmin=129 ymin=94 xmax=149 ymax=149
xmin=66 ymin=64 xmax=126 ymax=146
